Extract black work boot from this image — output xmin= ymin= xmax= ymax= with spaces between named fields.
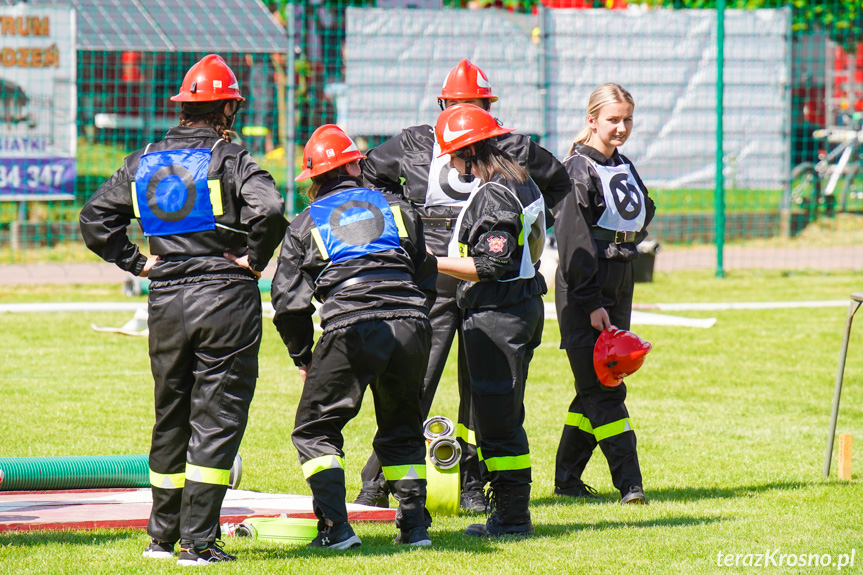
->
xmin=554 ymin=481 xmax=604 ymax=501
xmin=460 ymin=488 xmax=489 ymax=513
xmin=621 ymin=485 xmax=647 ymax=505
xmin=464 ymin=484 xmax=534 ymax=538
xmin=353 ymin=483 xmax=389 ymax=508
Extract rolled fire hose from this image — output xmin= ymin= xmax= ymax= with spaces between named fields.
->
xmin=124 ymin=277 xmax=272 ymax=297
xmin=0 ymin=453 xmax=242 ymax=491
xmin=236 ymin=517 xmax=318 ymax=543
xmin=423 ymin=416 xmax=461 ymax=516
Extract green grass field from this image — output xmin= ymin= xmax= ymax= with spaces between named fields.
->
xmin=2 ymin=270 xmax=863 ymax=573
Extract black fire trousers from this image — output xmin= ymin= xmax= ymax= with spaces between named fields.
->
xmin=293 ymin=317 xmax=432 ymax=531
xmin=554 ymin=346 xmax=643 ymax=496
xmin=146 ymin=278 xmax=261 ymax=548
xmin=359 ymin=294 xmax=483 ymax=494
xmin=463 ymin=296 xmax=544 ymax=490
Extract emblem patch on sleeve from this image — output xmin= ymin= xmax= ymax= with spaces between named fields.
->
xmin=487 ymin=235 xmax=507 ymax=253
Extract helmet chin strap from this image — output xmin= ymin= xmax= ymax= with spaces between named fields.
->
xmin=456 ymin=150 xmax=474 ymax=183
xmin=456 ymin=141 xmax=485 ymax=183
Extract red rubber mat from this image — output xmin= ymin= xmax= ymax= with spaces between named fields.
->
xmin=0 ymin=488 xmax=395 ymax=532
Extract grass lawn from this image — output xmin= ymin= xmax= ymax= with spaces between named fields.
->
xmin=1 ymin=270 xmax=863 ymax=573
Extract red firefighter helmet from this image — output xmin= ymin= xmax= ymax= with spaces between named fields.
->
xmin=435 ymin=104 xmax=514 ymax=157
xmin=171 ymin=54 xmax=244 ymax=102
xmin=594 ymin=329 xmax=652 ymax=387
xmin=295 ymin=124 xmax=366 ymax=182
xmin=439 ymin=59 xmax=499 ymax=103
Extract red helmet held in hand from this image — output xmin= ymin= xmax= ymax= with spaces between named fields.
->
xmin=594 ymin=329 xmax=652 ymax=387
xmin=171 ymin=54 xmax=244 ymax=103
xmin=295 ymin=124 xmax=366 ymax=181
xmin=435 ymin=104 xmax=513 ymax=157
xmin=439 ymin=59 xmax=498 ymax=103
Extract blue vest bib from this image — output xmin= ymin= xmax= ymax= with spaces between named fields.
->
xmin=309 ymin=188 xmax=400 ymax=263
xmin=134 ymin=148 xmax=215 ymax=237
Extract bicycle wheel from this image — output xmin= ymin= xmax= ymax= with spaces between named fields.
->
xmin=790 ymin=162 xmax=820 ymax=219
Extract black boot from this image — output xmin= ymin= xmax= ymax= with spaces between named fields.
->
xmin=353 ymin=481 xmax=389 ymax=508
xmin=464 ymin=484 xmax=533 ymax=538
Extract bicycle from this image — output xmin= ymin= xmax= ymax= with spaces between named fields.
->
xmin=790 ymin=112 xmax=863 ymax=220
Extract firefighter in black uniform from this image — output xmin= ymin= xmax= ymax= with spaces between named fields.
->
xmin=553 ymin=83 xmax=655 ymax=505
xmin=271 ymin=125 xmax=437 ymax=549
xmin=433 ymin=104 xmax=546 ymax=538
xmin=79 ymin=54 xmax=287 ymax=565
xmin=357 ymin=59 xmax=570 ymax=512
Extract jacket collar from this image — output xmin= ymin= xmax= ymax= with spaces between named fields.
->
xmin=572 ymin=142 xmax=622 ymax=165
xmin=315 ymin=176 xmax=364 ymax=199
xmin=164 ymin=125 xmax=221 ymax=139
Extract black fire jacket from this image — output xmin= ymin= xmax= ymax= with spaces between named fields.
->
xmin=555 ymin=142 xmax=656 ymax=315
xmin=270 ymin=177 xmax=437 ymax=367
xmin=79 ymin=125 xmax=287 ymax=281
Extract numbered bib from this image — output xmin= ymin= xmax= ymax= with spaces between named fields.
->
xmin=424 ymin=138 xmax=480 ymax=208
xmin=592 ymin=162 xmax=646 ymax=232
xmin=309 ymin=188 xmax=401 ymax=263
xmin=133 ymin=148 xmax=216 ymax=237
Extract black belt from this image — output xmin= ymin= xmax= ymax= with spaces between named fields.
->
xmin=322 ymin=270 xmax=412 ymax=300
xmin=591 ymin=228 xmax=637 ymax=244
xmin=421 ymin=217 xmax=457 ymax=230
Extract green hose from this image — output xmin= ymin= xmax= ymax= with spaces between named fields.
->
xmin=0 ymin=454 xmax=242 ymax=491
xmin=0 ymin=455 xmax=149 ymax=491
xmin=124 ymin=278 xmax=272 ymax=296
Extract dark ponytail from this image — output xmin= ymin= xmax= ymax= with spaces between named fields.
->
xmin=179 ymin=100 xmax=239 ymax=142
xmin=467 ymin=142 xmax=529 ymax=185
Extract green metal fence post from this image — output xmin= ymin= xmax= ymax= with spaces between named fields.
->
xmin=715 ymin=0 xmax=726 ymax=279
xmin=286 ymin=7 xmax=297 ymax=217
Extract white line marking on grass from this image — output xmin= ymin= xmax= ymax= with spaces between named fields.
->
xmin=0 ymin=302 xmax=146 ymax=313
xmin=635 ymin=300 xmax=850 ymax=311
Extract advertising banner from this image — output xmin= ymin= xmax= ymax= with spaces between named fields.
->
xmin=0 ymin=5 xmax=76 ymax=200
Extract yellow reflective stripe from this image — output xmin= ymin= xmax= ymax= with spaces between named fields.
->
xmin=301 ymin=454 xmax=345 ymax=479
xmin=310 ymin=227 xmax=330 ymax=261
xmin=382 ymin=463 xmax=426 ymax=481
xmin=458 ymin=243 xmax=468 ymax=257
xmin=594 ymin=418 xmax=633 ymax=442
xmin=518 ymin=213 xmax=525 ymax=245
xmin=565 ymin=412 xmax=594 ymax=435
xmin=131 ymin=181 xmax=140 ymax=218
xmin=390 ymin=205 xmax=409 ymax=238
xmin=456 ymin=423 xmax=476 ymax=446
xmin=241 ymin=126 xmax=271 ymax=137
xmin=185 ymin=463 xmax=231 ymax=486
xmin=207 ymin=179 xmax=224 ymax=216
xmin=149 ymin=468 xmax=185 ymax=489
xmin=482 ymin=453 xmax=531 ymax=472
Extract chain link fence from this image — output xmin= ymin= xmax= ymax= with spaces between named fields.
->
xmin=0 ymin=0 xmax=860 ymax=273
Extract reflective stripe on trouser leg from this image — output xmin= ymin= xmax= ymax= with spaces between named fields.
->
xmin=594 ymin=418 xmax=634 ymax=442
xmin=382 ymin=464 xmax=426 ymax=482
xmin=456 ymin=423 xmax=476 ymax=446
xmin=185 ymin=463 xmax=231 ymax=485
xmin=150 ymin=469 xmax=185 ymax=489
xmin=302 ymin=454 xmax=345 ymax=479
xmin=477 ymin=449 xmax=531 ymax=473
